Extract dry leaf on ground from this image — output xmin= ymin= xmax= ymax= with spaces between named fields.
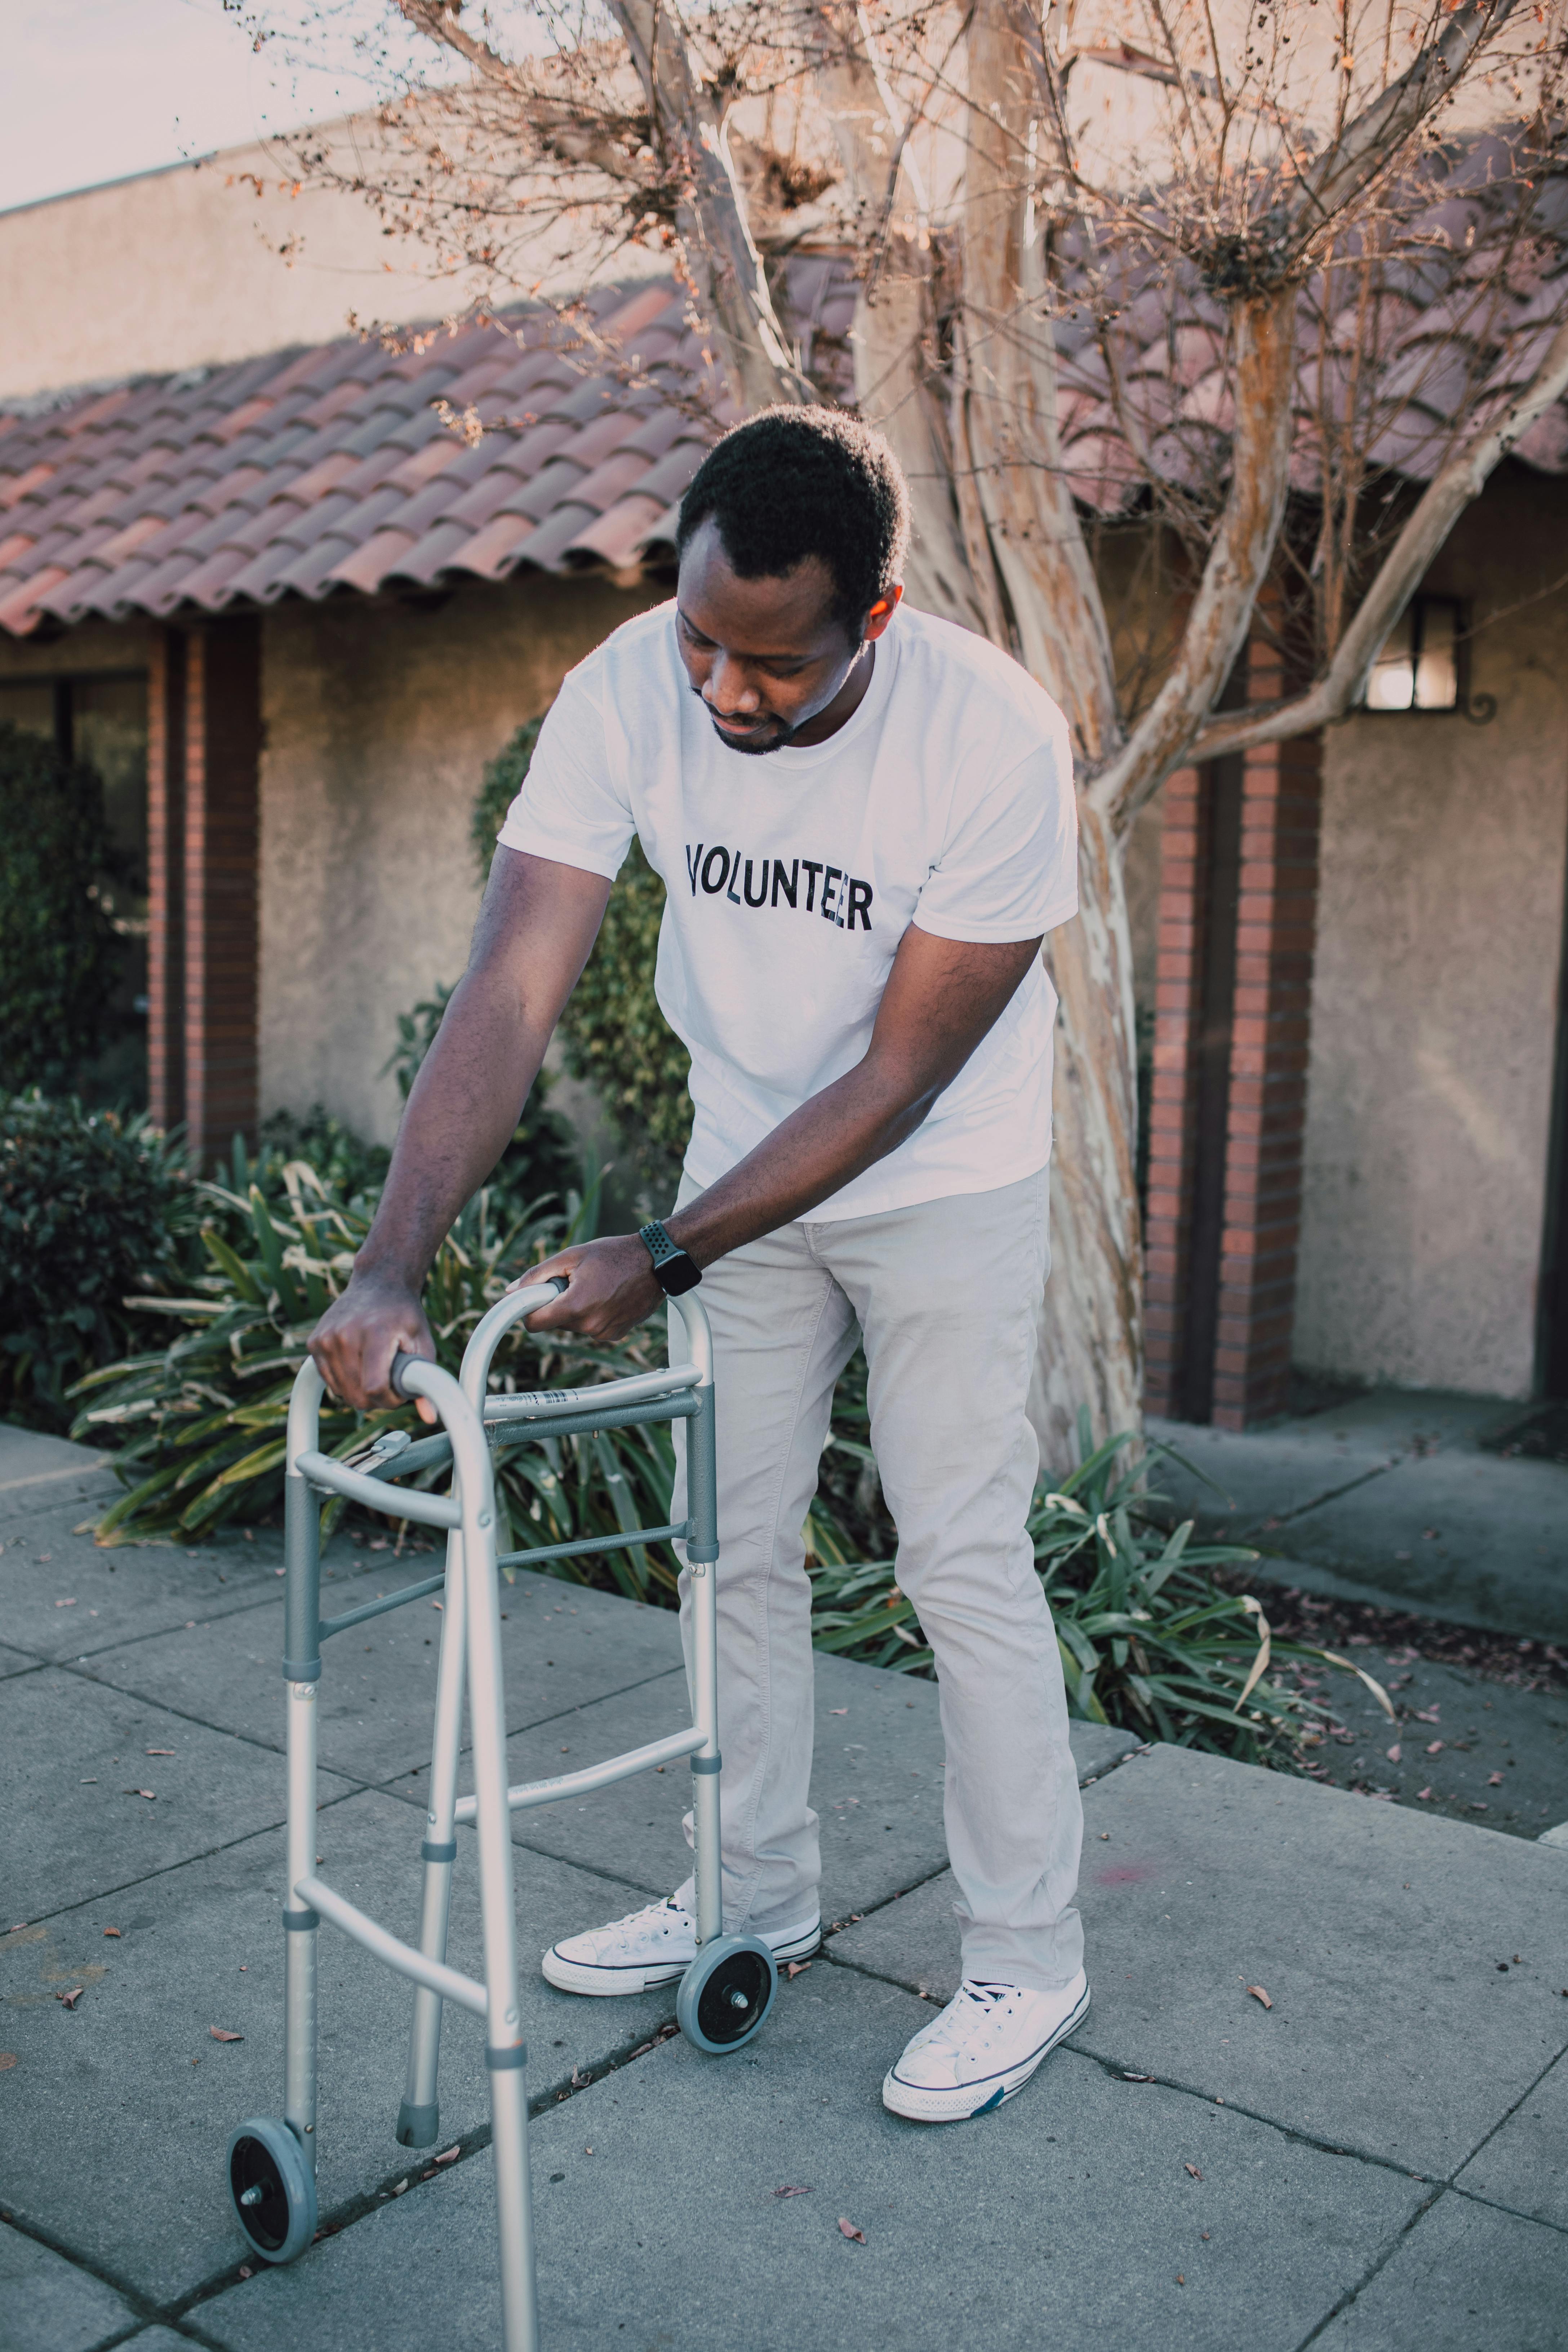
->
xmin=838 ymin=2217 xmax=866 ymax=2242
xmin=1488 ymin=1772 xmax=1503 ymax=1785
xmin=146 ymin=1749 xmax=174 ymax=1757
xmin=1386 ymin=1744 xmax=1401 ymax=1763
xmin=209 ymin=2027 xmax=243 ymax=2042
xmin=786 ymin=1961 xmax=811 ymax=1979
xmin=102 ymin=1927 xmax=120 ymax=1938
xmin=124 ymin=1789 xmax=155 ymax=1801
xmin=0 ymin=2054 xmax=17 ymax=2070
xmin=55 ymin=1988 xmax=84 ymax=2010
xmin=773 ymin=2185 xmax=812 ymax=2198
xmin=434 ymin=2146 xmax=461 ymax=2165
xmin=1247 ymin=1985 xmax=1273 ymax=2009
xmin=1184 ymin=2162 xmax=1203 ymax=2180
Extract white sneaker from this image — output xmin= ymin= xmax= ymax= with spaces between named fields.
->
xmin=542 ymin=1895 xmax=821 ymax=1996
xmin=881 ymin=1970 xmax=1090 ymax=2122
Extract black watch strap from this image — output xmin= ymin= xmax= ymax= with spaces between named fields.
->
xmin=639 ymin=1219 xmax=702 ymax=1296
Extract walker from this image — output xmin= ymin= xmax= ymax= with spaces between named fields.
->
xmin=225 ymin=1278 xmax=772 ymax=2350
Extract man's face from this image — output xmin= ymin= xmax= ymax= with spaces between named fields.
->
xmin=674 ymin=516 xmax=878 ymax=756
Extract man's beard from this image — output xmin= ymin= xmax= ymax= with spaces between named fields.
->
xmin=707 ymin=712 xmax=798 ymax=756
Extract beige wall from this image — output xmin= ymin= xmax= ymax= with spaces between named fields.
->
xmin=258 ymin=574 xmax=661 ymax=1148
xmin=1293 ymin=470 xmax=1568 ymax=1398
xmin=0 ymin=124 xmax=662 ymax=403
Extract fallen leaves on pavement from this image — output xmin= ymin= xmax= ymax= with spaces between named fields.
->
xmin=838 ymin=2217 xmax=866 ymax=2243
xmin=124 ymin=1789 xmax=156 ymax=1801
xmin=209 ymin=2027 xmax=244 ymax=2042
xmin=435 ymin=2146 xmax=461 ymax=2166
xmin=1184 ymin=2163 xmax=1203 ymax=2180
xmin=55 ymin=1988 xmax=84 ymax=2010
xmin=773 ymin=2185 xmax=812 ymax=2198
xmin=1247 ymin=1985 xmax=1272 ymax=2009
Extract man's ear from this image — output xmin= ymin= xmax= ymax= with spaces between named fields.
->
xmin=863 ymin=584 xmax=904 ymax=643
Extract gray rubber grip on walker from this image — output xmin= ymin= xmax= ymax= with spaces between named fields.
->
xmin=690 ymin=1754 xmax=722 ymax=1775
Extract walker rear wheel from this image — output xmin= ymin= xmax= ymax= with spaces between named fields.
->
xmin=676 ymin=1935 xmax=777 ymax=2055
xmin=227 ymin=2116 xmax=317 ymax=2264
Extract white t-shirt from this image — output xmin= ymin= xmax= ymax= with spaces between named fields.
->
xmin=497 ymin=600 xmax=1078 ymax=1221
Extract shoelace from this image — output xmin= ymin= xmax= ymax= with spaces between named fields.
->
xmin=922 ymin=1980 xmax=1017 ymax=2053
xmin=610 ymin=1899 xmax=690 ymax=1938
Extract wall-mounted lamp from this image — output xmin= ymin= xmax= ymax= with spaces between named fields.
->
xmin=1362 ymin=594 xmax=1495 ymax=723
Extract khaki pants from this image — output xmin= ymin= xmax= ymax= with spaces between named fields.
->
xmin=669 ymin=1168 xmax=1084 ymax=1991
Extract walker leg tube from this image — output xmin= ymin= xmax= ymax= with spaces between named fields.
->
xmin=397 ymin=1525 xmax=467 ymax=2148
xmin=464 ymin=1490 xmax=539 ymax=2349
xmin=282 ymin=1465 xmax=321 ymax=2173
xmin=686 ymin=1381 xmax=723 ymax=1949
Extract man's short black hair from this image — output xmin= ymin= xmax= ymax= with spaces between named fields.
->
xmin=676 ymin=406 xmax=910 ymax=638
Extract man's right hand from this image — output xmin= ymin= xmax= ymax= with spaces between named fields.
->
xmin=307 ymin=1270 xmax=438 ymax=1420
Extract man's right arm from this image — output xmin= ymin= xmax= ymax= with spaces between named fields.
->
xmin=307 ymin=848 xmax=612 ymax=1411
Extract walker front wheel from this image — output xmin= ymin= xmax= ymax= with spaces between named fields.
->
xmin=676 ymin=1936 xmax=776 ymax=2054
xmin=228 ymin=2116 xmax=317 ymax=2264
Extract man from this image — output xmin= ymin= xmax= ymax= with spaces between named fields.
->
xmin=309 ymin=406 xmax=1087 ymax=2123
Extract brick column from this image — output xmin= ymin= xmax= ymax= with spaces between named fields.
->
xmin=183 ymin=620 xmax=262 ymax=1168
xmin=146 ymin=627 xmax=186 ymax=1131
xmin=1212 ymin=713 xmax=1323 ymax=1429
xmin=1142 ymin=633 xmax=1323 ymax=1428
xmin=1143 ymin=765 xmax=1206 ymax=1416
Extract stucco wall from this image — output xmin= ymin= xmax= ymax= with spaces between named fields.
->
xmin=258 ymin=573 xmax=661 ymax=1147
xmin=0 ymin=125 xmax=662 ymax=403
xmin=1293 ymin=468 xmax=1568 ymax=1398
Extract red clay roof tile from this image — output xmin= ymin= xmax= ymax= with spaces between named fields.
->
xmin=6 ymin=182 xmax=1565 ymax=644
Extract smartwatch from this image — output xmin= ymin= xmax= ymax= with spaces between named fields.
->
xmin=638 ymin=1219 xmax=703 ymax=1296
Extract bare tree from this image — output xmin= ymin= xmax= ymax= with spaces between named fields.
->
xmin=241 ymin=0 xmax=1568 ymax=1466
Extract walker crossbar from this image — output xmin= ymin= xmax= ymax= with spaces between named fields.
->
xmin=317 ymin=1576 xmax=448 ymax=1641
xmin=453 ymin=1724 xmax=708 ymax=1824
xmin=231 ymin=1276 xmax=771 ymax=2352
xmin=292 ymin=1875 xmax=488 ymax=2018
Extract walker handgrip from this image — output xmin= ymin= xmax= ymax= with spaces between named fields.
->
xmin=389 ymin=1349 xmax=430 ymax=1402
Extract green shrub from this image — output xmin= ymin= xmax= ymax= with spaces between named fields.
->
xmin=0 ymin=723 xmax=123 ymax=1091
xmin=380 ymin=979 xmax=585 ymax=1217
xmin=70 ymin=1132 xmax=1378 ymax=1762
xmin=474 ymin=720 xmax=693 ymax=1191
xmin=256 ymin=1106 xmax=390 ymax=1203
xmin=69 ymin=1151 xmax=675 ymax=1570
xmin=1 ymin=1092 xmax=195 ymax=1427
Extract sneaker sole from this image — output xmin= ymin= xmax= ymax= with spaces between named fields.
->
xmin=880 ymin=1981 xmax=1091 ymax=2123
xmin=542 ymin=1919 xmax=821 ymax=1998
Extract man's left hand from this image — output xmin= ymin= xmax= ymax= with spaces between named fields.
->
xmin=511 ymin=1234 xmax=665 ymax=1343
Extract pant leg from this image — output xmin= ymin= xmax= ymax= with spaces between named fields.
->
xmin=668 ymin=1180 xmax=859 ymax=1934
xmin=813 ymin=1171 xmax=1084 ymax=1991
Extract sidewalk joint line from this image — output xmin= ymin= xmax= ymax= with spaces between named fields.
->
xmin=1289 ymin=2182 xmax=1449 ymax=2351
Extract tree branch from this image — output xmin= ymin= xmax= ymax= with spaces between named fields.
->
xmin=1087 ymin=283 xmax=1298 ymax=833
xmin=1184 ymin=309 xmax=1568 ymax=766
xmin=610 ymin=0 xmax=811 ymax=412
xmin=956 ymin=0 xmax=1120 ymax=760
xmin=1297 ymin=0 xmax=1524 ymax=228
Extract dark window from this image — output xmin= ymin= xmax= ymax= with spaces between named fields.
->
xmin=0 ymin=670 xmax=149 ymax=1107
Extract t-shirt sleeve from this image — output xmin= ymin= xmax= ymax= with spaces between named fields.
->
xmin=494 ymin=659 xmax=635 ymax=882
xmin=913 ymin=713 xmax=1079 ymax=943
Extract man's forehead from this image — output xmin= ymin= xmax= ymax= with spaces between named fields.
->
xmin=677 ymin=520 xmax=838 ymax=649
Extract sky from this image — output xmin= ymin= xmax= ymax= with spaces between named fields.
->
xmin=0 ymin=0 xmax=377 ymax=214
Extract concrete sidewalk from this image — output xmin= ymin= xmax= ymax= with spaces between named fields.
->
xmin=2 ymin=1425 xmax=1565 ymax=2352
xmin=1149 ymin=1390 xmax=1568 ymax=1642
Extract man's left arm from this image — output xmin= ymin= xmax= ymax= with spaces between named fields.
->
xmin=523 ymin=925 xmax=1043 ymax=1342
